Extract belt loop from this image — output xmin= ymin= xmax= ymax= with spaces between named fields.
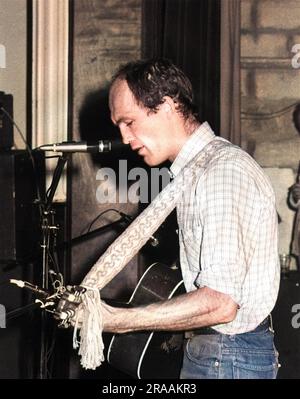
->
xmin=185 ymin=331 xmax=194 ymax=339
xmin=269 ymin=314 xmax=274 ymax=333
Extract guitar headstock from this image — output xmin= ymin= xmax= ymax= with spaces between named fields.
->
xmin=53 ymin=285 xmax=86 ymax=328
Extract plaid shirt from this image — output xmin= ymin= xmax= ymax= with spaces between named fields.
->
xmin=170 ymin=122 xmax=280 ymax=334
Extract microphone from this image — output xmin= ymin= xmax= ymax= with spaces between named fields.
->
xmin=36 ymin=139 xmax=128 ymax=153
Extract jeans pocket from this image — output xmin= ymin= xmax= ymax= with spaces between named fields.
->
xmin=186 ymin=335 xmax=221 ymax=366
xmin=234 ymin=350 xmax=279 ymax=379
xmin=183 ymin=336 xmax=222 ymax=379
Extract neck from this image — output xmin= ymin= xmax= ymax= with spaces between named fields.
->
xmin=184 ymin=117 xmax=201 ymax=137
xmin=167 ymin=119 xmax=201 ymax=162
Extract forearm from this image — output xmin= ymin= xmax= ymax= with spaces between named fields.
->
xmin=102 ymin=286 xmax=238 ymax=333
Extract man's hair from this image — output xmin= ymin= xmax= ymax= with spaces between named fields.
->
xmin=111 ymin=58 xmax=199 ymax=120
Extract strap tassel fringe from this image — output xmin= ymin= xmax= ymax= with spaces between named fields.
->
xmin=73 ymin=288 xmax=104 ymax=370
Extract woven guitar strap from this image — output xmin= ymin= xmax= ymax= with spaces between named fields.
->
xmin=74 ymin=137 xmax=229 ymax=369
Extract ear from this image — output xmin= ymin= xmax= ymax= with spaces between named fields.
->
xmin=161 ymin=96 xmax=176 ymax=115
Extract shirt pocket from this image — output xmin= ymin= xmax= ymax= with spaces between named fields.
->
xmin=178 ymin=227 xmax=202 ymax=273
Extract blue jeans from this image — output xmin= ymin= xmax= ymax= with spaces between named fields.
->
xmin=180 ymin=320 xmax=279 ymax=379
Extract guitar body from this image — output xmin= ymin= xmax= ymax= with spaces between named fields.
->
xmin=106 ymin=262 xmax=186 ymax=379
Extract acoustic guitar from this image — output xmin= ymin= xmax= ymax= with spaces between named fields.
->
xmin=105 ymin=262 xmax=186 ymax=379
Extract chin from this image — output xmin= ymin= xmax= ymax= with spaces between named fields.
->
xmin=146 ymin=154 xmax=169 ymax=167
xmin=144 ymin=158 xmax=161 ymax=167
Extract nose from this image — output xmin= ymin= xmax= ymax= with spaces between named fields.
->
xmin=119 ymin=126 xmax=133 ymax=145
xmin=119 ymin=129 xmax=128 ymax=144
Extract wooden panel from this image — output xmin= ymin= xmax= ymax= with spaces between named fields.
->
xmin=73 ymin=0 xmax=141 ymax=126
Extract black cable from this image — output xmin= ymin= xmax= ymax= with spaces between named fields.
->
xmin=46 ymin=248 xmax=60 ymax=276
xmin=0 ymin=106 xmax=44 ymax=215
xmin=84 ymin=208 xmax=125 ymax=234
xmin=6 ymin=302 xmax=41 ymax=321
xmin=45 ymin=323 xmax=57 ymax=378
xmin=241 ymin=101 xmax=300 ymax=120
xmin=0 ymin=106 xmax=28 ymax=149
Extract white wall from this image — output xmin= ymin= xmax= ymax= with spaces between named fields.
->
xmin=0 ymin=0 xmax=27 ymax=148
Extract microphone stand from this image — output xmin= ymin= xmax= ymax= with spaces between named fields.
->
xmin=6 ymin=302 xmax=42 ymax=321
xmin=7 ymin=151 xmax=136 ymax=378
xmin=57 ymin=219 xmax=128 ymax=249
xmin=38 ymin=153 xmax=70 ymax=379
